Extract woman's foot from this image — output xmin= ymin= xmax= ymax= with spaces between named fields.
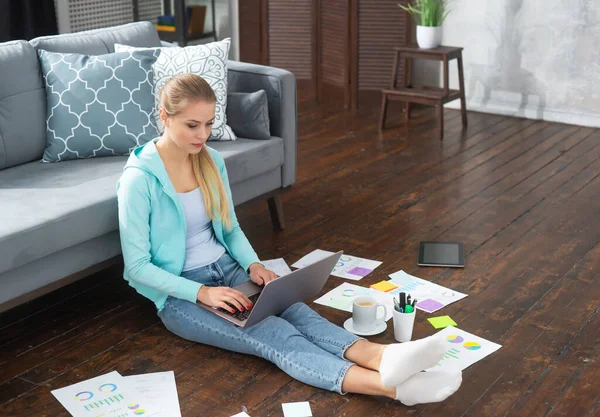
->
xmin=395 ymin=370 xmax=462 ymax=406
xmin=378 ymin=334 xmax=447 ymax=386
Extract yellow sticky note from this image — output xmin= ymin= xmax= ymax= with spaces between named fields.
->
xmin=427 ymin=315 xmax=457 ymax=329
xmin=370 ymin=280 xmax=398 ymax=292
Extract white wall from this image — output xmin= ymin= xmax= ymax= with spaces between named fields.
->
xmin=427 ymin=0 xmax=600 ymax=128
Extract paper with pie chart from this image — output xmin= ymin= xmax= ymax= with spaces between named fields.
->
xmin=51 ymin=370 xmax=162 ymax=417
xmin=388 ymin=270 xmax=468 ymax=313
xmin=292 ymin=249 xmax=382 ymax=280
xmin=426 ymin=327 xmax=502 ymax=372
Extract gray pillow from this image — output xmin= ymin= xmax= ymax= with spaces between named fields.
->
xmin=226 ymin=90 xmax=271 ymax=140
xmin=38 ymin=48 xmax=160 ymax=162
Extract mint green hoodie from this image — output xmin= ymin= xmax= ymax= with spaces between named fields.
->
xmin=116 ymin=139 xmax=260 ymax=311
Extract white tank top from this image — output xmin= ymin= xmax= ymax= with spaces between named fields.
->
xmin=177 ymin=188 xmax=226 ymax=271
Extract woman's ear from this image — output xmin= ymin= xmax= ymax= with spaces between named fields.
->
xmin=159 ymin=108 xmax=169 ymax=128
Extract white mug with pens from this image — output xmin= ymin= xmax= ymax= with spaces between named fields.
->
xmin=393 ymin=292 xmax=416 ymax=342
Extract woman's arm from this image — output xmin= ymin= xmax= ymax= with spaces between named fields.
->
xmin=117 ymin=169 xmax=203 ymax=303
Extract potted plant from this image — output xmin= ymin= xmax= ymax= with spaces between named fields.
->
xmin=398 ymin=0 xmax=450 ymax=49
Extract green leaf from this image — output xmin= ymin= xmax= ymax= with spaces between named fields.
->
xmin=399 ymin=0 xmax=450 ymax=27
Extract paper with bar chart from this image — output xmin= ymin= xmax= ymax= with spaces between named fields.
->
xmin=387 ymin=270 xmax=468 ymax=313
xmin=52 ymin=371 xmax=162 ymax=417
xmin=426 ymin=327 xmax=502 ymax=372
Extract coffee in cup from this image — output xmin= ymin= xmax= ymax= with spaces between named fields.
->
xmin=352 ymin=296 xmax=388 ymax=332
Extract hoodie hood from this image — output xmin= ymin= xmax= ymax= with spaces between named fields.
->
xmin=124 ymin=138 xmax=175 ymax=193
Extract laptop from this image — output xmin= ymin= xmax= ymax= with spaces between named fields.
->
xmin=197 ymin=251 xmax=343 ymax=327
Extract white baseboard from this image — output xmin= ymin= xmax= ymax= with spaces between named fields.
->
xmin=445 ymin=99 xmax=600 ymax=129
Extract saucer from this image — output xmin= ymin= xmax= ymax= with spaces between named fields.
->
xmin=343 ymin=318 xmax=387 ymax=336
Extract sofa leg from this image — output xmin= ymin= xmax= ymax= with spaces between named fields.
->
xmin=267 ymin=194 xmax=285 ymax=230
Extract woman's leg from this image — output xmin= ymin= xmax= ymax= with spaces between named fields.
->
xmin=278 ymin=303 xmax=364 ymax=359
xmin=159 ymin=296 xmax=356 ymax=394
xmin=279 ymin=302 xmax=462 ymax=401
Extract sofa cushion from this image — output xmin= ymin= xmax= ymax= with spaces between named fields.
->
xmin=0 ymin=40 xmax=47 ymax=169
xmin=0 ymin=157 xmax=128 ymax=275
xmin=226 ymin=90 xmax=271 ymax=140
xmin=38 ymin=48 xmax=160 ymax=162
xmin=29 ymin=21 xmax=162 ymax=55
xmin=209 ymin=137 xmax=284 ymax=186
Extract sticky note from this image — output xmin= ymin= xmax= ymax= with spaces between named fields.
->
xmin=370 ymin=280 xmax=398 ymax=292
xmin=417 ymin=298 xmax=445 ymax=312
xmin=427 ymin=315 xmax=457 ymax=329
xmin=348 ymin=266 xmax=373 ymax=277
xmin=282 ymin=401 xmax=313 ymax=417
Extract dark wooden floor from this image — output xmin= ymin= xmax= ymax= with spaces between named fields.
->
xmin=1 ymin=101 xmax=599 ymax=417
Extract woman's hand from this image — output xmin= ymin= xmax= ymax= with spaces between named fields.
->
xmin=249 ymin=263 xmax=278 ymax=286
xmin=197 ymin=286 xmax=254 ymax=313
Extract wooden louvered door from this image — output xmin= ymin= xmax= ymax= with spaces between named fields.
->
xmin=238 ymin=0 xmax=411 ymax=107
xmin=266 ymin=0 xmax=317 ymax=100
xmin=351 ymin=0 xmax=411 ymax=109
xmin=318 ymin=0 xmax=351 ymax=108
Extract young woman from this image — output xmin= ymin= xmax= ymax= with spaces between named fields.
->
xmin=116 ymin=73 xmax=462 ymax=406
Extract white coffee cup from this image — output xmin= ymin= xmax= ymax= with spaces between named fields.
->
xmin=393 ymin=308 xmax=416 ymax=342
xmin=352 ymin=296 xmax=388 ymax=332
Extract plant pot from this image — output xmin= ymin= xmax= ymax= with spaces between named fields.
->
xmin=416 ymin=25 xmax=442 ymax=49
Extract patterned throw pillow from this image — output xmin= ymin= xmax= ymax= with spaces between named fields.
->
xmin=115 ymin=39 xmax=236 ymax=141
xmin=38 ymin=49 xmax=160 ymax=162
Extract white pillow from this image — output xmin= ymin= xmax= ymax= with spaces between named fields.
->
xmin=115 ymin=39 xmax=236 ymax=141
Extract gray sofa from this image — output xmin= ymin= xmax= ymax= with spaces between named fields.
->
xmin=0 ymin=22 xmax=296 ymax=312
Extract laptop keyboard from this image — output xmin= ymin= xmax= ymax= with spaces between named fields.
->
xmin=220 ymin=293 xmax=260 ymax=321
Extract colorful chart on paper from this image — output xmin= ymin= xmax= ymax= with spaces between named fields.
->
xmin=426 ymin=327 xmax=502 ymax=372
xmin=387 ymin=270 xmax=468 ymax=313
xmin=292 ymin=249 xmax=382 ymax=280
xmin=51 ymin=371 xmax=161 ymax=417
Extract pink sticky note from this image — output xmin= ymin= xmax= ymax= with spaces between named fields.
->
xmin=348 ymin=267 xmax=372 ymax=277
xmin=416 ymin=299 xmax=444 ymax=313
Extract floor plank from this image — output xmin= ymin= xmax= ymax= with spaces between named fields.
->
xmin=1 ymin=103 xmax=599 ymax=417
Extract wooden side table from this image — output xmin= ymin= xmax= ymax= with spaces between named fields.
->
xmin=379 ymin=45 xmax=467 ymax=139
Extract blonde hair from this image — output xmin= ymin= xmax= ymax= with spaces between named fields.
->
xmin=160 ymin=73 xmax=232 ymax=231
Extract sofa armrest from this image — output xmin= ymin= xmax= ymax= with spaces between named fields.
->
xmin=227 ymin=60 xmax=297 ymax=188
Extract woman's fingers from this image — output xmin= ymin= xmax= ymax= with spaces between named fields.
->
xmin=262 ymin=270 xmax=277 ymax=284
xmin=226 ymin=289 xmax=253 ymax=311
xmin=226 ymin=295 xmax=246 ymax=312
xmin=218 ymin=302 xmax=236 ymax=313
xmin=231 ymin=290 xmax=253 ymax=309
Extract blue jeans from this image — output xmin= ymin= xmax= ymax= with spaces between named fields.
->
xmin=158 ymin=253 xmax=361 ymax=393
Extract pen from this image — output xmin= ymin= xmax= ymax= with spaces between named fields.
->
xmin=400 ymin=292 xmax=406 ymax=310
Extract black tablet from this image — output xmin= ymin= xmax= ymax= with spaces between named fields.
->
xmin=418 ymin=242 xmax=465 ymax=267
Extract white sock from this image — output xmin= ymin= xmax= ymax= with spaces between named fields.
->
xmin=395 ymin=370 xmax=462 ymax=406
xmin=379 ymin=334 xmax=447 ymax=387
